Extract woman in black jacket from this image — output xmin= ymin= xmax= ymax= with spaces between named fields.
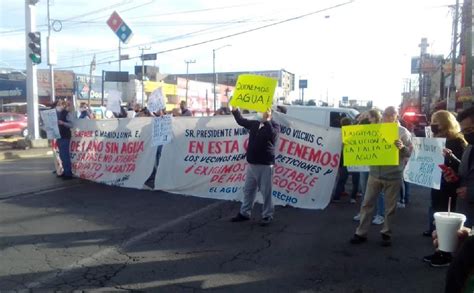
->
xmin=423 ymin=110 xmax=467 ymax=267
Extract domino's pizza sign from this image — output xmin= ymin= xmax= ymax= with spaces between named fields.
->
xmin=106 ymin=11 xmax=133 ymax=44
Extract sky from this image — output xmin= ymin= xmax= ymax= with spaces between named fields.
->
xmin=0 ymin=0 xmax=455 ymax=109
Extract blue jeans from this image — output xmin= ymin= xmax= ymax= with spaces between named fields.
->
xmin=350 ymin=172 xmax=360 ymax=200
xmin=333 ymin=166 xmax=349 ymax=200
xmin=57 ymin=138 xmax=72 ymax=177
xmin=155 ymin=145 xmax=163 ymax=168
xmin=400 ymin=180 xmax=410 ymax=204
xmin=377 ymin=193 xmax=385 ymax=217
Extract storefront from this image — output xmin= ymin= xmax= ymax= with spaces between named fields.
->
xmin=0 ymin=79 xmax=27 ymax=108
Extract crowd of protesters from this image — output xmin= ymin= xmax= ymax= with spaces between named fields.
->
xmin=48 ymin=96 xmax=474 ymax=292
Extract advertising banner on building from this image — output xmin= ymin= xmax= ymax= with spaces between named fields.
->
xmin=37 ymin=70 xmax=75 ymax=97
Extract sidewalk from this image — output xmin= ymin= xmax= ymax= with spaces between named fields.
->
xmin=0 ymin=154 xmax=82 ymax=199
xmin=0 ymin=147 xmax=53 ymax=161
xmin=0 ymin=137 xmax=53 ymax=161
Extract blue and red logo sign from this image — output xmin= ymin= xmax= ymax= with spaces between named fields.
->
xmin=106 ymin=11 xmax=133 ymax=44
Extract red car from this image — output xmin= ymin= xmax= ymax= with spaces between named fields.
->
xmin=0 ymin=112 xmax=28 ymax=138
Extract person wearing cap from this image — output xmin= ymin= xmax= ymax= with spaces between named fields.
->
xmin=230 ymin=107 xmax=279 ymax=226
xmin=350 ymin=106 xmax=412 ymax=246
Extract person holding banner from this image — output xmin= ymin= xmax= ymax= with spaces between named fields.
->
xmin=333 ymin=117 xmax=360 ymax=204
xmin=350 ymin=106 xmax=412 ymax=246
xmin=55 ymin=100 xmax=74 ymax=180
xmin=180 ymin=101 xmax=192 ymax=117
xmin=230 ymin=107 xmax=279 ymax=226
xmin=422 ymin=110 xmax=467 ymax=267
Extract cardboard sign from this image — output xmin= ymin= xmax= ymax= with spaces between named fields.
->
xmin=147 ymin=87 xmax=165 ymax=113
xmin=342 ymin=123 xmax=399 ymax=166
xmin=40 ymin=109 xmax=60 ymax=139
xmin=403 ymin=137 xmax=446 ymax=190
xmin=152 ymin=115 xmax=173 ymax=146
xmin=106 ymin=90 xmax=122 ymax=114
xmin=230 ymin=74 xmax=277 ymax=112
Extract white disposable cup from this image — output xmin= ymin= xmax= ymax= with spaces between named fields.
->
xmin=434 ymin=212 xmax=466 ymax=252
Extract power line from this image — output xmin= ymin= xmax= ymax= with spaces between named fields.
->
xmin=56 ymin=1 xmax=355 ymax=70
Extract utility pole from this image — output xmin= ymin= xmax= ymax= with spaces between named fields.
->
xmin=139 ymin=46 xmax=150 ymax=107
xmin=463 ymin=0 xmax=473 ymax=92
xmin=87 ymin=54 xmax=96 ymax=106
xmin=25 ymin=0 xmax=40 ymax=140
xmin=47 ymin=0 xmax=55 ymax=103
xmin=418 ymin=38 xmax=429 ymax=113
xmin=213 ymin=49 xmax=216 ymax=112
xmin=118 ymin=40 xmax=121 ymax=71
xmin=448 ymin=0 xmax=460 ymax=111
xmin=185 ymin=59 xmax=196 ymax=105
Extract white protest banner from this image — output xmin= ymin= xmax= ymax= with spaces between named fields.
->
xmin=272 ymin=113 xmax=342 ymax=208
xmin=403 ymin=137 xmax=446 ymax=190
xmin=347 ymin=166 xmax=369 ymax=172
xmin=70 ymin=118 xmax=157 ymax=189
xmin=40 ymin=109 xmax=60 ymax=139
xmin=147 ymin=87 xmax=165 ymax=113
xmin=106 ymin=89 xmax=122 ymax=114
xmin=155 ymin=112 xmax=342 ymax=209
xmin=152 ymin=115 xmax=173 ymax=146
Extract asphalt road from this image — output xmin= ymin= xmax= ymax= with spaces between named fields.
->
xmin=0 ymin=157 xmax=447 ymax=292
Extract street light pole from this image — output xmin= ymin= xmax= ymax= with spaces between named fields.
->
xmin=448 ymin=0 xmax=460 ymax=112
xmin=212 ymin=44 xmax=231 ymax=112
xmin=185 ymin=59 xmax=196 ymax=105
xmin=418 ymin=38 xmax=429 ymax=113
xmin=47 ymin=0 xmax=55 ymax=103
xmin=139 ymin=46 xmax=151 ymax=107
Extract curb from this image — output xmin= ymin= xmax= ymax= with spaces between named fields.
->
xmin=0 ymin=181 xmax=84 ymax=200
xmin=0 ymin=149 xmax=53 ymax=161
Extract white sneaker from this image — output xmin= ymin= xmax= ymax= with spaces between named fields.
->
xmin=372 ymin=215 xmax=384 ymax=225
xmin=353 ymin=213 xmax=361 ymax=221
xmin=397 ymin=202 xmax=406 ymax=208
xmin=350 ymin=199 xmax=357 ymax=204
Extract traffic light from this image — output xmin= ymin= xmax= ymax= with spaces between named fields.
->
xmin=28 ymin=32 xmax=41 ymax=64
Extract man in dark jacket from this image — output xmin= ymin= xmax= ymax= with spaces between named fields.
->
xmin=230 ymin=107 xmax=279 ymax=226
xmin=55 ymin=100 xmax=73 ymax=179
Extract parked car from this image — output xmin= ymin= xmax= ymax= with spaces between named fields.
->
xmin=401 ymin=112 xmax=428 ymax=137
xmin=0 ymin=112 xmax=28 ymax=138
xmin=1 ymin=102 xmax=48 ymax=114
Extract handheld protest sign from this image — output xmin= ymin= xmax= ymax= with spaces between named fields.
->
xmin=230 ymin=74 xmax=277 ymax=112
xmin=403 ymin=137 xmax=446 ymax=189
xmin=342 ymin=122 xmax=399 ymax=166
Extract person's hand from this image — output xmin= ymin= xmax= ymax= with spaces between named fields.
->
xmin=443 ymin=148 xmax=453 ymax=158
xmin=394 ymin=139 xmax=404 ymax=150
xmin=457 ymin=186 xmax=468 ymax=199
xmin=433 ymin=227 xmax=471 ymax=250
xmin=58 ymin=120 xmax=64 ymax=125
